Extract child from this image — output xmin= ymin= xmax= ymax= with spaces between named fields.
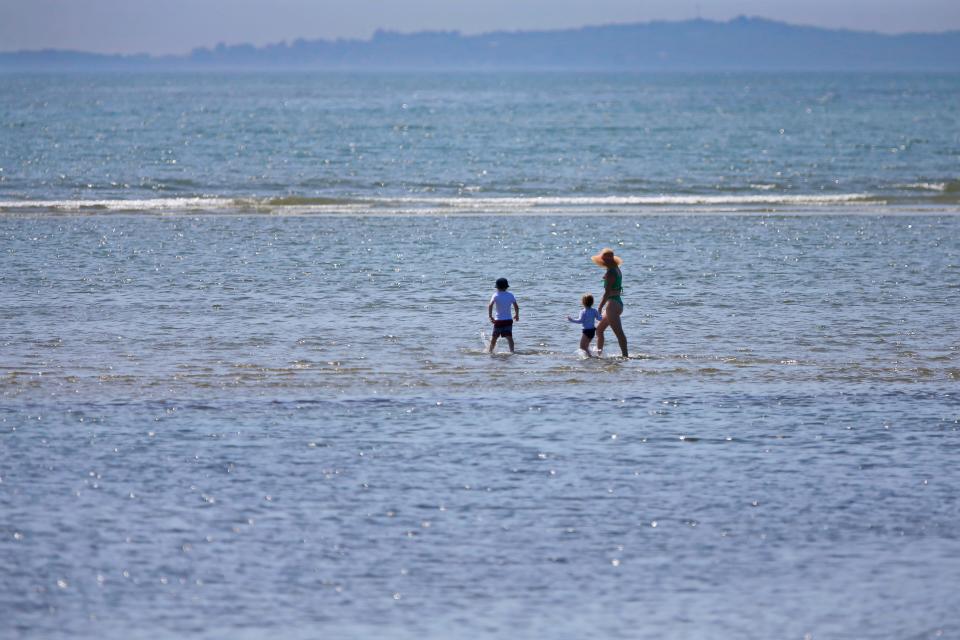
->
xmin=488 ymin=277 xmax=519 ymax=353
xmin=567 ymin=294 xmax=602 ymax=355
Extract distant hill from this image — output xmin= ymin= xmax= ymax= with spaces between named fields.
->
xmin=2 ymin=17 xmax=959 ymax=71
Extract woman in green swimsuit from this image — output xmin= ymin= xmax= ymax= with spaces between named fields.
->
xmin=591 ymin=248 xmax=629 ymax=357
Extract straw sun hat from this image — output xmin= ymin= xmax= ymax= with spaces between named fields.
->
xmin=591 ymin=247 xmax=623 ymax=267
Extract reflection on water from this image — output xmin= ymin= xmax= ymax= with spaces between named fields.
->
xmin=2 ymin=72 xmax=960 ymax=206
xmin=1 ymin=213 xmax=959 ymax=638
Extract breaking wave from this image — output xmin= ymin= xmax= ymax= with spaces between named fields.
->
xmin=0 ymin=188 xmax=957 ymax=215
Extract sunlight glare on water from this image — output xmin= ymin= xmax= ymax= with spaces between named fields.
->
xmin=1 ymin=213 xmax=959 ymax=638
xmin=2 ymin=70 xmax=960 ymax=639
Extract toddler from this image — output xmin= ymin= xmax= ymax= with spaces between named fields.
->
xmin=567 ymin=294 xmax=602 ymax=355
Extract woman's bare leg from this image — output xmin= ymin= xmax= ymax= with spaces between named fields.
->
xmin=609 ymin=316 xmax=629 ymax=357
xmin=603 ymin=301 xmax=628 ymax=357
xmin=596 ymin=317 xmax=609 ymax=355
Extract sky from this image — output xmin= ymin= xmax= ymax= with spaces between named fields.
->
xmin=1 ymin=0 xmax=959 ymax=55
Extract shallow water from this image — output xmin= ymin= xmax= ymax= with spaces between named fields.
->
xmin=2 ymin=212 xmax=959 ymax=638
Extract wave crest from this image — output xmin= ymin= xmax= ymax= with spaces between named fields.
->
xmin=1 ymin=188 xmax=957 ymax=215
xmin=0 ymin=192 xmax=885 ymax=214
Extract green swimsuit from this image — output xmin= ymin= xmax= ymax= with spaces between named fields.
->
xmin=605 ymin=267 xmax=624 ymax=306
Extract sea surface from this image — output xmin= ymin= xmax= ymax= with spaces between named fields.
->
xmin=1 ymin=72 xmax=959 ymax=212
xmin=1 ymin=72 xmax=959 ymax=639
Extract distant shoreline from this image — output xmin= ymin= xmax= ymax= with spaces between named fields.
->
xmin=3 ymin=17 xmax=959 ymax=72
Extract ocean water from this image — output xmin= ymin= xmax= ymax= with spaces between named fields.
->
xmin=1 ymin=72 xmax=959 ymax=212
xmin=1 ymin=73 xmax=960 ymax=639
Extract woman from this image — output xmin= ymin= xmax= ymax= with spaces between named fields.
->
xmin=592 ymin=247 xmax=629 ymax=358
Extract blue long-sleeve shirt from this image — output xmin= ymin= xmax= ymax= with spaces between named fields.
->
xmin=568 ymin=308 xmax=602 ymax=329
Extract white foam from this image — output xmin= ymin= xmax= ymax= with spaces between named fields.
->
xmin=380 ymin=194 xmax=876 ymax=208
xmin=0 ymin=197 xmax=237 ymax=211
xmin=895 ymin=182 xmax=947 ymax=192
xmin=0 ymin=192 xmax=888 ymax=215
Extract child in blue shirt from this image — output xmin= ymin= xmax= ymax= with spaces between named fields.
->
xmin=567 ymin=294 xmax=602 ymax=355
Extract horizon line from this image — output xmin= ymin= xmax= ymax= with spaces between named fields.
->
xmin=3 ymin=15 xmax=960 ymax=58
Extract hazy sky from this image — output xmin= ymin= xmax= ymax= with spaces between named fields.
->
xmin=2 ymin=0 xmax=958 ymax=54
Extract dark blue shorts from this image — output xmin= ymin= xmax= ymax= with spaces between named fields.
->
xmin=493 ymin=320 xmax=513 ymax=337
xmin=582 ymin=328 xmax=596 ymax=340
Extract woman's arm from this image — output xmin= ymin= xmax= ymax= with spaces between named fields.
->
xmin=598 ymin=271 xmax=613 ymax=312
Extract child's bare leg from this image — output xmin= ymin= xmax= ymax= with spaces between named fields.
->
xmin=506 ymin=335 xmax=515 ymax=353
xmin=579 ymin=333 xmax=591 ymax=353
xmin=489 ymin=334 xmax=499 ymax=353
